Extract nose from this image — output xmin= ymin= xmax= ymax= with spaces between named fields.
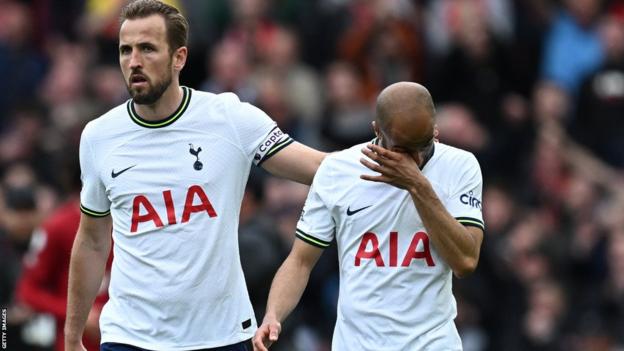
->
xmin=129 ymin=49 xmax=142 ymax=70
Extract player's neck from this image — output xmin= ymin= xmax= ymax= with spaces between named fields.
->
xmin=133 ymin=82 xmax=183 ymax=121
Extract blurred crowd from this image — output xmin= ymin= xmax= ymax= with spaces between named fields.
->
xmin=1 ymin=0 xmax=624 ymax=350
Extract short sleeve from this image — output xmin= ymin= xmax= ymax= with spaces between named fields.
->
xmin=79 ymin=125 xmax=111 ymax=217
xmin=445 ymin=154 xmax=484 ymax=231
xmin=226 ymin=94 xmax=293 ymax=165
xmin=295 ymin=162 xmax=335 ymax=248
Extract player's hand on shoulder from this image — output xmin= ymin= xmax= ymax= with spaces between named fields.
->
xmin=252 ymin=316 xmax=282 ymax=351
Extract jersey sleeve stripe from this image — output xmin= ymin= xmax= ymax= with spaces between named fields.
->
xmin=266 ymin=138 xmax=294 ymax=157
xmin=455 ymin=217 xmax=484 ymax=225
xmin=455 ymin=217 xmax=485 ymax=230
xmin=80 ymin=204 xmax=110 ymax=217
xmin=295 ymin=228 xmax=331 ymax=248
xmin=256 ymin=138 xmax=294 ymax=166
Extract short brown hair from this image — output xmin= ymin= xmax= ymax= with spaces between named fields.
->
xmin=119 ymin=0 xmax=188 ymax=52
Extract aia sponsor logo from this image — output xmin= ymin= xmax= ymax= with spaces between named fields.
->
xmin=460 ymin=191 xmax=481 ymax=210
xmin=130 ymin=185 xmax=217 ymax=233
xmin=355 ymin=231 xmax=435 ymax=267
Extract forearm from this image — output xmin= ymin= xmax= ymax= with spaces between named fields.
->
xmin=409 ymin=180 xmax=479 ymax=277
xmin=262 ymin=142 xmax=327 ymax=185
xmin=65 ymin=233 xmax=110 ymax=343
xmin=264 ymin=255 xmax=313 ymax=324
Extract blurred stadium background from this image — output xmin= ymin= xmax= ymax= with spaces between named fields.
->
xmin=1 ymin=0 xmax=624 ymax=350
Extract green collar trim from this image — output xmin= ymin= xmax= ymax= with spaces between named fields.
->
xmin=127 ymin=86 xmax=191 ymax=128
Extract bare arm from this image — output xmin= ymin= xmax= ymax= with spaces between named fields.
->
xmin=261 ymin=142 xmax=327 ymax=185
xmin=361 ymin=144 xmax=483 ymax=278
xmin=253 ymin=240 xmax=324 ymax=351
xmin=406 ymin=185 xmax=483 ymax=278
xmin=65 ymin=213 xmax=112 ymax=350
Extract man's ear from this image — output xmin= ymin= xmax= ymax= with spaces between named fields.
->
xmin=434 ymin=124 xmax=439 ymax=142
xmin=173 ymin=46 xmax=187 ymax=72
xmin=372 ymin=121 xmax=381 ymax=139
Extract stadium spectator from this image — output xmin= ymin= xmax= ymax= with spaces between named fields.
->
xmin=541 ymin=0 xmax=604 ymax=94
xmin=253 ymin=26 xmax=323 ymax=142
xmin=320 ymin=61 xmax=374 ymax=150
xmin=572 ymin=13 xmax=624 ymax=168
xmin=16 ymin=151 xmax=112 ymax=351
xmin=0 ymin=185 xmax=44 ymax=350
xmin=201 ymin=39 xmax=257 ymax=103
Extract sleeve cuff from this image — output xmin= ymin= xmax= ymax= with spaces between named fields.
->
xmin=455 ymin=217 xmax=485 ymax=230
xmin=80 ymin=204 xmax=110 ymax=217
xmin=295 ymin=228 xmax=331 ymax=248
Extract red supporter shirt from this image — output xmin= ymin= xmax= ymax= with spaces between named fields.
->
xmin=16 ymin=198 xmax=112 ymax=351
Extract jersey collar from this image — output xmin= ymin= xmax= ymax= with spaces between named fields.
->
xmin=419 ymin=143 xmax=435 ymax=170
xmin=127 ymin=86 xmax=192 ymax=128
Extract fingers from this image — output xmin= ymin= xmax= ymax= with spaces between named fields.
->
xmin=360 ymin=157 xmax=384 ymax=173
xmin=361 ymin=144 xmax=402 ymax=185
xmin=360 ymin=156 xmax=392 ymax=184
xmin=252 ymin=332 xmax=270 ymax=351
xmin=252 ymin=340 xmax=268 ymax=351
xmin=269 ymin=323 xmax=281 ymax=341
xmin=361 ymin=146 xmax=386 ymax=165
xmin=365 ymin=143 xmax=400 ymax=161
xmin=360 ymin=174 xmax=391 ymax=183
xmin=252 ymin=325 xmax=270 ymax=351
xmin=252 ymin=322 xmax=281 ymax=351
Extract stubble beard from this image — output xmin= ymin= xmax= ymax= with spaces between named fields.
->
xmin=127 ymin=69 xmax=173 ymax=105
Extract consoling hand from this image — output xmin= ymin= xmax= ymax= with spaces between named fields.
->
xmin=252 ymin=317 xmax=282 ymax=351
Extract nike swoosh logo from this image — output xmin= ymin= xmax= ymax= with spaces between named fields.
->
xmin=347 ymin=205 xmax=372 ymax=216
xmin=111 ymin=165 xmax=136 ymax=178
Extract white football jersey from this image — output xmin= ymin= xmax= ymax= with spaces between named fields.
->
xmin=79 ymin=87 xmax=293 ymax=350
xmin=296 ymin=140 xmax=484 ymax=351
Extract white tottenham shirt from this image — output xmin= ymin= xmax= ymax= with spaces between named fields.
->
xmin=296 ymin=140 xmax=484 ymax=351
xmin=79 ymin=87 xmax=293 ymax=350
